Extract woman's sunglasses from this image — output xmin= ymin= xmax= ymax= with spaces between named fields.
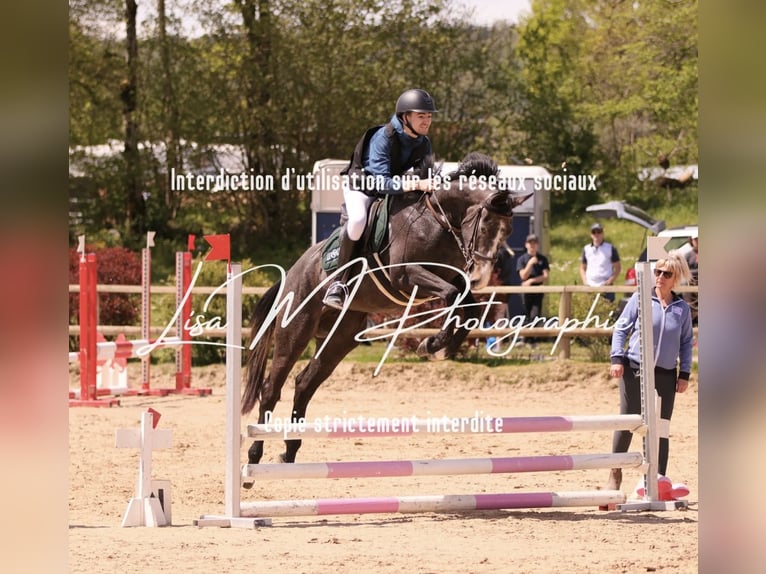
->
xmin=654 ymin=268 xmax=674 ymax=279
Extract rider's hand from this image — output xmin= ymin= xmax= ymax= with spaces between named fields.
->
xmin=422 ymin=178 xmax=435 ymax=192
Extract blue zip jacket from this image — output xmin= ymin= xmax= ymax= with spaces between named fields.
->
xmin=362 ymin=114 xmax=431 ymax=193
xmin=610 ymin=289 xmax=694 ymax=380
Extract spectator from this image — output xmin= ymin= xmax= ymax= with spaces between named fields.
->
xmin=604 ymin=251 xmax=694 ymax=491
xmin=516 ymin=234 xmax=549 ymax=342
xmin=684 ymin=232 xmax=699 ymax=325
xmin=579 ymin=222 xmax=621 ymax=302
xmin=492 ymin=243 xmax=516 ymax=319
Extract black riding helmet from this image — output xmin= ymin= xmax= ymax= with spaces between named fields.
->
xmin=395 ymin=89 xmax=437 ymax=137
xmin=395 ymin=89 xmax=438 ymax=115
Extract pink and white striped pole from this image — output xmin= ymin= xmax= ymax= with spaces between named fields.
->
xmin=243 ymin=452 xmax=643 ymax=482
xmin=239 ymin=490 xmax=627 ymax=518
xmin=246 ymin=414 xmax=645 ymax=440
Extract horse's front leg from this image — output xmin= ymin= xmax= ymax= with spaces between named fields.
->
xmin=417 ymin=289 xmax=480 ymax=360
xmin=444 ymin=289 xmax=481 ymax=356
xmin=390 ymin=266 xmax=469 ymax=360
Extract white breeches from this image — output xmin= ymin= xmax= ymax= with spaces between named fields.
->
xmin=343 ymin=184 xmax=375 ymax=241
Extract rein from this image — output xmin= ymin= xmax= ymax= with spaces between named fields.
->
xmin=423 ymin=192 xmax=492 ymax=272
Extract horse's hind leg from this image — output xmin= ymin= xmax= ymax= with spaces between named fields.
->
xmin=281 ymin=311 xmax=368 ymax=463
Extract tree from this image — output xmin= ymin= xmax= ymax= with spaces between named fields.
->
xmin=122 ymin=0 xmax=146 ymax=236
xmin=514 ymin=0 xmax=697 ymax=214
xmin=576 ymin=0 xmax=698 ymax=205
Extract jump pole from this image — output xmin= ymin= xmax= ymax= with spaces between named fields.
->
xmin=239 ymin=491 xmax=628 ymax=519
xmin=242 ymin=452 xmax=644 ymax=481
xmin=246 ymin=414 xmax=646 ymax=440
xmin=194 ymin=263 xmax=658 ymax=528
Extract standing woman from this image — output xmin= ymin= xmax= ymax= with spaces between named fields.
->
xmin=605 ymin=251 xmax=694 ymax=490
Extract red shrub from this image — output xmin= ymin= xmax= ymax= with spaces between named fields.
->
xmin=69 ymin=246 xmax=141 ymax=326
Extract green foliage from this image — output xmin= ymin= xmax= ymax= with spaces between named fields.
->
xmin=515 ymin=0 xmax=697 ymax=217
xmin=69 ymin=0 xmax=698 ymax=265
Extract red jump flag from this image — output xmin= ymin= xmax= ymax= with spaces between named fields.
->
xmin=203 ymin=234 xmax=230 ymax=262
xmin=147 ymin=407 xmax=161 ymax=429
xmin=187 ymin=234 xmax=196 ymax=252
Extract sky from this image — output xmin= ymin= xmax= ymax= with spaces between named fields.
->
xmin=131 ymin=0 xmax=533 ymax=38
xmin=460 ymin=0 xmax=532 ymax=26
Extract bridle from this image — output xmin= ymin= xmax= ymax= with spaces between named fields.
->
xmin=423 ymin=192 xmax=510 ymax=272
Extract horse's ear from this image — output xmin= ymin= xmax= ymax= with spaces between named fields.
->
xmin=485 ymin=191 xmax=515 ymax=216
xmin=511 ymin=193 xmax=533 ymax=209
xmin=485 ymin=192 xmax=533 ymax=216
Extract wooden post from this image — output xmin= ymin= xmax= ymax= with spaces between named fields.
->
xmin=116 ymin=410 xmax=173 ymax=526
xmin=557 ymin=289 xmax=572 ymax=360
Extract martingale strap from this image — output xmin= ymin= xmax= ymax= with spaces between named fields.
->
xmin=369 ymin=253 xmax=437 ymax=306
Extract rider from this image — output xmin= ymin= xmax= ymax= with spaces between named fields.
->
xmin=322 ymin=88 xmax=438 ymax=309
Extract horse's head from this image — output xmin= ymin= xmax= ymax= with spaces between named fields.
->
xmin=445 ymin=153 xmax=532 ymax=289
xmin=463 ymin=190 xmax=530 ymax=289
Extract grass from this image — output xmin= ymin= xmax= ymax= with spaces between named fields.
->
xmin=341 ymin=338 xmax=598 ymax=365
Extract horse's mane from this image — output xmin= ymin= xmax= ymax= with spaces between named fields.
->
xmin=413 ymin=152 xmax=499 ymax=182
xmin=449 ymin=152 xmax=499 ymax=179
xmin=413 ymin=154 xmax=439 ymax=179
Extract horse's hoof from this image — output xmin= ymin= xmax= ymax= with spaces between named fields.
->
xmin=242 ymin=466 xmax=255 ymax=489
xmin=416 ymin=338 xmax=447 ymax=361
xmin=429 ymin=348 xmax=447 ymax=361
xmin=416 ymin=338 xmax=431 ymax=358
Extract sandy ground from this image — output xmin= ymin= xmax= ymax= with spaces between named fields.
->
xmin=69 ymin=358 xmax=698 ymax=573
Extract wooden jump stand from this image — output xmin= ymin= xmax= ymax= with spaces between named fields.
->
xmin=116 ymin=408 xmax=173 ymax=527
xmin=69 ymin=233 xmax=211 ymax=406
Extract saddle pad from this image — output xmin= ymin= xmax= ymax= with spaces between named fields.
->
xmin=321 ymin=227 xmax=343 ymax=272
xmin=321 ymin=197 xmax=390 ymax=272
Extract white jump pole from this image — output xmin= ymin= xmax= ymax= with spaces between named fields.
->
xmin=195 ymin=262 xmax=271 ymax=528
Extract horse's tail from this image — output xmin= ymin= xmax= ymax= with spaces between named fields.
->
xmin=241 ymin=281 xmax=281 ymax=416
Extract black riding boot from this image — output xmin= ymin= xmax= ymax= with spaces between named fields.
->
xmin=323 ymin=227 xmax=359 ymax=309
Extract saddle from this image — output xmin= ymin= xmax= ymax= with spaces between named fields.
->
xmin=321 ymin=196 xmax=391 ymax=272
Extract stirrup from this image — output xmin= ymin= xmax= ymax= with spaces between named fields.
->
xmin=322 ymin=281 xmax=349 ymax=310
